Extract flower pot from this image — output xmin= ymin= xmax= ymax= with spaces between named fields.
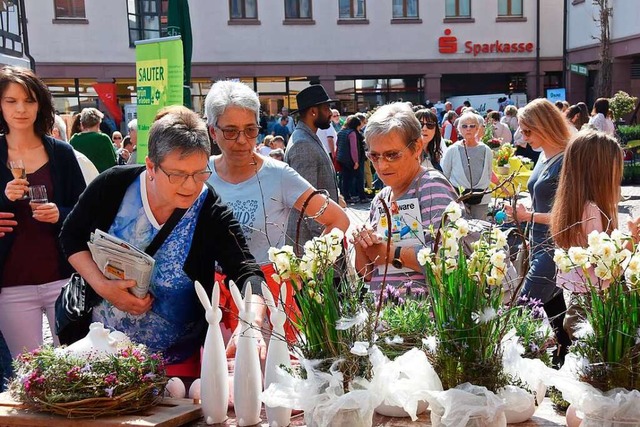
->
xmin=305 ymin=408 xmax=372 ymax=427
xmin=499 ymin=386 xmax=536 ymax=424
xmin=496 ymin=165 xmax=510 ymax=175
xmin=375 ymin=399 xmax=428 ymax=418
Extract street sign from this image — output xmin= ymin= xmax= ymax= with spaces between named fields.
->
xmin=569 ymin=63 xmax=589 ymax=76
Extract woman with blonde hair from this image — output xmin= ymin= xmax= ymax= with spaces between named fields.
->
xmin=504 ymin=97 xmax=572 ymax=366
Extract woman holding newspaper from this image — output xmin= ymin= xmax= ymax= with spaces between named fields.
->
xmin=60 ymin=108 xmax=265 ymax=367
xmin=0 ymin=66 xmax=85 ymax=357
xmin=352 ymin=102 xmax=458 ymax=290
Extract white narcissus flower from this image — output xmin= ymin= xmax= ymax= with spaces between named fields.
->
xmin=491 ymin=228 xmax=508 ymax=249
xmin=587 ymin=230 xmax=605 ymax=248
xmin=568 ymin=247 xmax=591 ymax=269
xmin=417 ymin=247 xmax=432 ymax=266
xmin=610 ymin=229 xmax=628 ymax=247
xmin=616 ymin=248 xmax=632 ymax=265
xmin=597 ymin=242 xmax=617 ymax=264
xmin=444 ymin=257 xmax=457 ymax=274
xmin=489 ymin=250 xmax=507 ymax=269
xmin=444 ymin=201 xmax=462 ymax=222
xmin=268 ymin=246 xmax=295 ymax=277
xmin=626 ymin=255 xmax=640 ymax=275
xmin=594 ymin=262 xmax=613 ymax=281
xmin=454 ymin=218 xmax=469 ymax=238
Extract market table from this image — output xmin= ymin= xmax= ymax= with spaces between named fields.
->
xmin=0 ymin=393 xmax=568 ymax=426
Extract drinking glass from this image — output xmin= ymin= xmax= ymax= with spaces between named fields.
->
xmin=28 ymin=185 xmax=48 ymax=213
xmin=8 ymin=159 xmax=28 ymax=200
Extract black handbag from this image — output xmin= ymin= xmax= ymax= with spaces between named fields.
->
xmin=55 ymin=207 xmax=186 ymax=345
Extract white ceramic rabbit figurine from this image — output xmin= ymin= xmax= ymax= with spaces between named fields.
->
xmin=195 ymin=280 xmax=229 ymax=425
xmin=262 ymin=282 xmax=292 ymax=427
xmin=230 ymin=280 xmax=263 ymax=426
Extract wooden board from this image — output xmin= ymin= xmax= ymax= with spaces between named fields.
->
xmin=0 ymin=393 xmax=202 ymax=427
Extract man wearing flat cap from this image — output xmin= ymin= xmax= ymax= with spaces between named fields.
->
xmin=284 ymin=84 xmax=340 ymax=251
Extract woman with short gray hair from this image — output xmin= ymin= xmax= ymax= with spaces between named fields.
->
xmin=352 ymin=102 xmax=458 ymax=290
xmin=441 ymin=111 xmax=494 ymax=219
xmin=60 ymin=107 xmax=265 ymax=376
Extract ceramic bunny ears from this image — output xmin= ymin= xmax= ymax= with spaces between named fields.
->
xmin=195 ymin=280 xmax=221 ymax=324
xmin=261 ymin=282 xmax=287 ymax=327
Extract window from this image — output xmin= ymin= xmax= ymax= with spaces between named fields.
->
xmin=445 ymin=0 xmax=470 ymax=18
xmin=0 ymin=0 xmax=23 ymax=57
xmin=498 ymin=0 xmax=522 ymax=17
xmin=54 ymin=0 xmax=86 ymax=19
xmin=339 ymin=0 xmax=365 ymax=19
xmin=392 ymin=0 xmax=418 ymax=19
xmin=230 ymin=0 xmax=257 ymax=19
xmin=127 ymin=0 xmax=168 ymax=45
xmin=285 ymin=0 xmax=311 ymax=19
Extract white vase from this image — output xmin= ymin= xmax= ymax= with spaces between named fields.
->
xmin=194 ymin=280 xmax=229 ymax=425
xmin=496 ymin=165 xmax=510 ymax=175
xmin=230 ymin=281 xmax=263 ymax=426
xmin=262 ymin=283 xmax=292 ymax=427
xmin=375 ymin=400 xmax=428 ymax=418
xmin=498 ymin=386 xmax=536 ymax=424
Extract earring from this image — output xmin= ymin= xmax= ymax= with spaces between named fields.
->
xmin=149 ymin=175 xmax=154 ymax=181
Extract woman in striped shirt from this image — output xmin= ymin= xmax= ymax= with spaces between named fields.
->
xmin=352 ymin=102 xmax=459 ymax=291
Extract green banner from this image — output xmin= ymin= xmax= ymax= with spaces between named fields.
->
xmin=135 ymin=37 xmax=183 ymax=163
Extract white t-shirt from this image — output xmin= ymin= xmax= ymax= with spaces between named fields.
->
xmin=316 ymin=126 xmax=338 ymax=157
xmin=207 ymin=155 xmax=311 ymax=264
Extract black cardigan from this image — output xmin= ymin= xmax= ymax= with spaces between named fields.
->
xmin=0 ymin=135 xmax=86 ymax=287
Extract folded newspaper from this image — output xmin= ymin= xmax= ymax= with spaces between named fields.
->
xmin=88 ymin=229 xmax=154 ymax=299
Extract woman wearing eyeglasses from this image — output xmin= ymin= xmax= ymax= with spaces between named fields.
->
xmin=204 ymin=80 xmax=349 ymax=343
xmin=440 ymin=112 xmax=494 ymax=220
xmin=352 ymin=102 xmax=458 ymax=290
xmin=504 ymin=98 xmax=572 ymax=366
xmin=60 ymin=107 xmax=266 ymax=376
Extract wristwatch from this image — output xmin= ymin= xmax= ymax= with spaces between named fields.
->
xmin=392 ymin=246 xmax=403 ymax=269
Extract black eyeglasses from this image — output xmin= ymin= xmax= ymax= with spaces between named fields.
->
xmin=420 ymin=121 xmax=437 ymax=130
xmin=365 ymin=144 xmax=411 ymax=163
xmin=215 ymin=126 xmax=261 ymax=141
xmin=157 ymin=164 xmax=212 ymax=185
xmin=521 ymin=128 xmax=533 ymax=137
xmin=461 ymin=124 xmax=478 ymax=129
xmin=112 ymin=136 xmax=122 ymax=140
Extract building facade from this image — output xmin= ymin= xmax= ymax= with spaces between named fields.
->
xmin=25 ymin=0 xmax=568 ymax=121
xmin=0 ymin=0 xmax=30 ymax=69
xmin=566 ymin=0 xmax=640 ymax=107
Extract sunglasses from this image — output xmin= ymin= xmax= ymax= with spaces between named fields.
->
xmin=365 ymin=144 xmax=411 ymax=163
xmin=420 ymin=121 xmax=437 ymax=130
xmin=461 ymin=124 xmax=477 ymax=129
xmin=521 ymin=128 xmax=533 ymax=137
xmin=113 ymin=136 xmax=122 ymax=140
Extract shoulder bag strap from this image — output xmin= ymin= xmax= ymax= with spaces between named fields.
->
xmin=145 ymin=208 xmax=187 ymax=257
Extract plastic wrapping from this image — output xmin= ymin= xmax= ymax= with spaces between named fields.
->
xmin=261 ymin=358 xmax=377 ymax=427
xmin=426 ymin=383 xmax=506 ymax=427
xmin=368 ymin=347 xmax=442 ymax=420
xmin=580 ymin=389 xmax=640 ymax=426
xmin=501 ymin=332 xmax=547 ymax=404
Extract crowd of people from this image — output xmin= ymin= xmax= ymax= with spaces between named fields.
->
xmin=0 ymin=64 xmax=637 ymax=390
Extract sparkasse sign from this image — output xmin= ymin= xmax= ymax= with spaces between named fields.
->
xmin=438 ymin=28 xmax=534 ymax=57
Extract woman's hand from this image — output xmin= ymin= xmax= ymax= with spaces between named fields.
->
xmin=4 ymin=178 xmax=28 ymax=202
xmin=351 ymin=225 xmax=387 ymax=266
xmin=0 ymin=212 xmax=17 ymax=237
xmin=504 ymin=202 xmax=530 ymax=223
xmin=96 ymin=278 xmax=154 ymax=316
xmin=31 ymin=202 xmax=59 ymax=223
xmin=353 ymin=162 xmax=359 ymax=170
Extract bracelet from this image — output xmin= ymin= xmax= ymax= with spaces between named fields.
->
xmin=530 ymin=211 xmax=535 ymax=224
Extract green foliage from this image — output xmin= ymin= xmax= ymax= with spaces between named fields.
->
xmin=609 ymin=90 xmax=638 ymax=120
xmin=617 ymin=125 xmax=640 ymax=145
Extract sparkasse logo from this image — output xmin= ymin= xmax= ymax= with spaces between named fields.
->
xmin=438 ymin=28 xmax=534 ymax=57
xmin=438 ymin=28 xmax=458 ymax=54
